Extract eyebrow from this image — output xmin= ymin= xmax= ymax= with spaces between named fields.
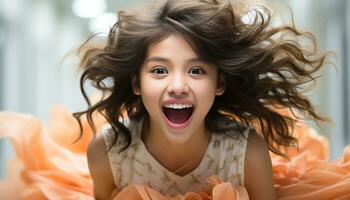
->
xmin=144 ymin=56 xmax=206 ymax=64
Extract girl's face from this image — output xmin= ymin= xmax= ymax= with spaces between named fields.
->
xmin=133 ymin=33 xmax=224 ymax=144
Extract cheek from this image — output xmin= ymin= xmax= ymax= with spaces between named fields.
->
xmin=192 ymin=79 xmax=217 ymax=106
xmin=195 ymin=85 xmax=215 ymax=98
xmin=140 ymin=77 xmax=164 ymax=96
xmin=195 ymin=75 xmax=218 ymax=95
xmin=139 ymin=78 xmax=164 ymax=112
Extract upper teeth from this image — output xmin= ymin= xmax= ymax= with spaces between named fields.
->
xmin=164 ymin=104 xmax=193 ymax=109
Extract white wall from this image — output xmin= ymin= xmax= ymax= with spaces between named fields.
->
xmin=0 ymin=0 xmax=148 ymax=179
xmin=282 ymin=0 xmax=350 ymax=159
xmin=0 ymin=0 xmax=87 ymax=178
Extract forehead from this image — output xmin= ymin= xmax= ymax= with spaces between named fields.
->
xmin=146 ymin=34 xmax=199 ymax=60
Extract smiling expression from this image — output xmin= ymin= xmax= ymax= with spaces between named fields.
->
xmin=132 ymin=33 xmax=224 ymax=144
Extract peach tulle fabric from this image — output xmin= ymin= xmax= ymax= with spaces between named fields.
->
xmin=0 ymin=105 xmax=349 ymax=200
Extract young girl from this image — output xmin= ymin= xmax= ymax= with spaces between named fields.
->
xmin=74 ymin=0 xmax=329 ymax=199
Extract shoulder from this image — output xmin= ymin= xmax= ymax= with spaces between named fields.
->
xmin=244 ymin=130 xmax=276 ymax=199
xmin=245 ymin=129 xmax=269 ymax=157
xmin=87 ymin=131 xmax=118 ymax=200
xmin=87 ymin=131 xmax=109 ymax=167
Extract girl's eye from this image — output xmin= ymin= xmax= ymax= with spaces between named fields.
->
xmin=189 ymin=67 xmax=205 ymax=75
xmin=151 ymin=67 xmax=168 ymax=75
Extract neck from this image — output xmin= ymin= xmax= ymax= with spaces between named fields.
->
xmin=141 ymin=116 xmax=211 ymax=175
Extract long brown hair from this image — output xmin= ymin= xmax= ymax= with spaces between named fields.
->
xmin=74 ymin=0 xmax=331 ymax=156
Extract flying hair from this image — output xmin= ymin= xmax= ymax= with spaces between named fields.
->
xmin=73 ymin=0 xmax=332 ymax=157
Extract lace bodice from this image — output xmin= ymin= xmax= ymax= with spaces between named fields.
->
xmin=102 ymin=118 xmax=251 ymax=196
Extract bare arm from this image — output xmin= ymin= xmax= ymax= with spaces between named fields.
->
xmin=244 ymin=131 xmax=276 ymax=200
xmin=87 ymin=134 xmax=119 ymax=200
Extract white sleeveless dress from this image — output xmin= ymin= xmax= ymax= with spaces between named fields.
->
xmin=102 ymin=118 xmax=251 ymax=196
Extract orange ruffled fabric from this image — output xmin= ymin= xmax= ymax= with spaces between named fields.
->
xmin=111 ymin=176 xmax=248 ymax=200
xmin=271 ymin=122 xmax=350 ymax=200
xmin=0 ymin=105 xmax=349 ymax=200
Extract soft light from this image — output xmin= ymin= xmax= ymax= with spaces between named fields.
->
xmin=89 ymin=12 xmax=118 ymax=33
xmin=72 ymin=0 xmax=107 ymax=18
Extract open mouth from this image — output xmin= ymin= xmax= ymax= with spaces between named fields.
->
xmin=162 ymin=104 xmax=195 ymax=124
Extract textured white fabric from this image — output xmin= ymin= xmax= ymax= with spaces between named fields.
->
xmin=102 ymin=118 xmax=251 ymax=196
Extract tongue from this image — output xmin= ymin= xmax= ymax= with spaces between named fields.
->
xmin=163 ymin=108 xmax=192 ymax=124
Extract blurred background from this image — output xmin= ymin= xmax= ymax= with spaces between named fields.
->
xmin=0 ymin=0 xmax=349 ymax=179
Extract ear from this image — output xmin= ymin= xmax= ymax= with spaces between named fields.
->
xmin=131 ymin=75 xmax=141 ymax=95
xmin=215 ymin=73 xmax=225 ymax=96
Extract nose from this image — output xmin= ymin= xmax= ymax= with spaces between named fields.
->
xmin=167 ymin=73 xmax=189 ymax=96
